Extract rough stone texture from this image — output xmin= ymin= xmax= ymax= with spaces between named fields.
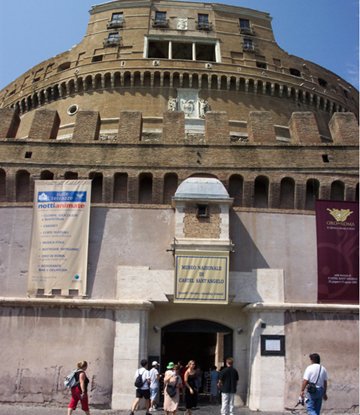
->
xmin=184 ymin=203 xmax=221 ymax=239
xmin=289 ymin=112 xmax=321 ymax=143
xmin=162 ymin=111 xmax=185 ymax=143
xmin=247 ymin=111 xmax=276 ymax=143
xmin=118 ymin=111 xmax=142 ymax=143
xmin=0 ymin=108 xmax=20 ymax=138
xmin=72 ymin=110 xmax=100 ymax=141
xmin=28 ymin=109 xmax=60 ymax=140
xmin=329 ymin=112 xmax=359 ymax=144
xmin=205 ymin=111 xmax=230 ymax=143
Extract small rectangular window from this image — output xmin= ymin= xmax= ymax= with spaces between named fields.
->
xmin=196 ymin=204 xmax=209 ymax=218
xmin=290 ymin=68 xmax=301 ymax=77
xmin=239 ymin=19 xmax=253 ymax=35
xmin=155 ymin=11 xmax=166 ymax=22
xmin=25 ymin=152 xmax=32 ymax=159
xmin=343 ymin=89 xmax=350 ymax=99
xmin=92 ymin=55 xmax=103 ymax=62
xmin=108 ymin=33 xmax=119 ymax=41
xmin=243 ymin=38 xmax=254 ymax=50
xmin=322 ymin=155 xmax=329 ymax=163
xmin=111 ymin=12 xmax=123 ymax=24
xmin=198 ymin=14 xmax=209 ymax=24
xmin=256 ymin=61 xmax=267 ymax=69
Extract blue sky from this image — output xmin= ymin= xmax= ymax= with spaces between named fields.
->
xmin=0 ymin=0 xmax=358 ymax=90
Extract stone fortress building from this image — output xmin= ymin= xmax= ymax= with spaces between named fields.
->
xmin=0 ymin=0 xmax=358 ymax=412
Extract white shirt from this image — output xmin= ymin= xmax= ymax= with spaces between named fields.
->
xmin=135 ymin=368 xmax=150 ymax=390
xmin=303 ymin=363 xmax=328 ymax=388
xmin=149 ymin=367 xmax=159 ymax=389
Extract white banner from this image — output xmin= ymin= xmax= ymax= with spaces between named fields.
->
xmin=28 ymin=180 xmax=92 ymax=296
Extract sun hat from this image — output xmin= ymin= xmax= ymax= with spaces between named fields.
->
xmin=167 ymin=362 xmax=174 ymax=369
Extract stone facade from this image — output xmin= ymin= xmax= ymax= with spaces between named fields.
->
xmin=0 ymin=0 xmax=358 ymax=413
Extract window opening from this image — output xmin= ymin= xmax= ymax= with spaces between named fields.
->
xmin=197 ymin=14 xmax=211 ymax=30
xmin=92 ymin=55 xmax=103 ymax=62
xmin=239 ymin=19 xmax=253 ymax=35
xmin=322 ymin=154 xmax=329 ymax=163
xmin=57 ymin=62 xmax=71 ymax=73
xmin=172 ymin=42 xmax=192 ymax=60
xmin=108 ymin=12 xmax=124 ymax=29
xmin=243 ymin=38 xmax=254 ymax=51
xmin=318 ymin=78 xmax=328 ymax=88
xmin=196 ymin=44 xmax=215 ymax=61
xmin=155 ymin=11 xmax=166 ymax=23
xmin=290 ymin=68 xmax=301 ymax=77
xmin=25 ymin=152 xmax=32 ymax=159
xmin=196 ymin=204 xmax=209 ymax=218
xmin=343 ymin=89 xmax=350 ymax=99
xmin=256 ymin=61 xmax=267 ymax=69
xmin=105 ymin=33 xmax=120 ymax=47
xmin=148 ymin=41 xmax=169 ymax=59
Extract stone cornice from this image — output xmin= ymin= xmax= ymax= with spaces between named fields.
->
xmin=0 ymin=297 xmax=155 ymax=310
xmin=243 ymin=302 xmax=359 ymax=314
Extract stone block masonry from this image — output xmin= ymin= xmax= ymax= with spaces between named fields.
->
xmin=247 ymin=111 xmax=276 ymax=143
xmin=205 ymin=111 xmax=230 ymax=144
xmin=0 ymin=108 xmax=20 ymax=138
xmin=329 ymin=112 xmax=359 ymax=145
xmin=28 ymin=109 xmax=60 ymax=140
xmin=289 ymin=112 xmax=321 ymax=144
xmin=162 ymin=111 xmax=185 ymax=143
xmin=72 ymin=110 xmax=101 ymax=141
xmin=118 ymin=111 xmax=142 ymax=143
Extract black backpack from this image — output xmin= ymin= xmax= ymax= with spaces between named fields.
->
xmin=134 ymin=369 xmax=145 ymax=388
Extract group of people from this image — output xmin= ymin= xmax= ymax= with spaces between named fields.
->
xmin=129 ymin=359 xmax=199 ymax=415
xmin=66 ymin=353 xmax=328 ymax=415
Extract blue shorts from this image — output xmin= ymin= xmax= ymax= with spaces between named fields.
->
xmin=150 ymin=387 xmax=158 ymax=400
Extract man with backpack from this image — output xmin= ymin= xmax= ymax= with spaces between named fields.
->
xmin=130 ymin=359 xmax=151 ymax=415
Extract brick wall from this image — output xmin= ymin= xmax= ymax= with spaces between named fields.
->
xmin=28 ymin=109 xmax=60 ymax=140
xmin=72 ymin=110 xmax=100 ymax=141
xmin=329 ymin=112 xmax=359 ymax=145
xmin=0 ymin=108 xmax=20 ymax=138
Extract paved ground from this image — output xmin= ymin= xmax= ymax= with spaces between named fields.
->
xmin=0 ymin=399 xmax=357 ymax=415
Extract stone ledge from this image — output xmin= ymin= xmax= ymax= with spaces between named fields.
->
xmin=0 ymin=297 xmax=155 ymax=310
xmin=244 ymin=302 xmax=359 ymax=313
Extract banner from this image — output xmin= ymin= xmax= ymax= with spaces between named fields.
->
xmin=315 ymin=200 xmax=359 ymax=303
xmin=174 ymin=250 xmax=229 ymax=304
xmin=28 ymin=180 xmax=92 ymax=296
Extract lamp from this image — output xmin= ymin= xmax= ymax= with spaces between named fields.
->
xmin=236 ymin=326 xmax=243 ymax=335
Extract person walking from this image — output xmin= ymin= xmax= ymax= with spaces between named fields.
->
xmin=217 ymin=357 xmax=239 ymax=415
xmin=130 ymin=359 xmax=151 ymax=415
xmin=300 ymin=353 xmax=328 ymax=415
xmin=184 ymin=360 xmax=198 ymax=415
xmin=67 ymin=361 xmax=90 ymax=415
xmin=164 ymin=364 xmax=182 ymax=415
xmin=209 ymin=366 xmax=219 ymax=404
xmin=149 ymin=361 xmax=161 ymax=411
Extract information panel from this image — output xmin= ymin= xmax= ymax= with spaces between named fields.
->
xmin=315 ymin=200 xmax=359 ymax=303
xmin=174 ymin=250 xmax=229 ymax=304
xmin=28 ymin=180 xmax=92 ymax=296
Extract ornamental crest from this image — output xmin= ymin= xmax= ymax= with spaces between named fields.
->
xmin=181 ymin=99 xmax=195 ymax=117
xmin=177 ymin=18 xmax=188 ymax=30
xmin=327 ymin=208 xmax=353 ymax=222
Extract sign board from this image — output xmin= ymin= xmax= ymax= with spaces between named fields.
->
xmin=174 ymin=250 xmax=229 ymax=304
xmin=28 ymin=180 xmax=91 ymax=296
xmin=315 ymin=200 xmax=359 ymax=303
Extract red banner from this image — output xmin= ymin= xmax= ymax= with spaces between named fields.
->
xmin=315 ymin=200 xmax=359 ymax=303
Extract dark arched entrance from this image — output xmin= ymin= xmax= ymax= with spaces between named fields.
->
xmin=161 ymin=319 xmax=233 ymax=376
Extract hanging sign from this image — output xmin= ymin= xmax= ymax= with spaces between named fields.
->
xmin=28 ymin=180 xmax=92 ymax=296
xmin=174 ymin=250 xmax=229 ymax=304
xmin=315 ymin=200 xmax=359 ymax=303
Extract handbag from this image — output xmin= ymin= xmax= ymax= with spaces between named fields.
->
xmin=166 ymin=376 xmax=178 ymax=397
xmin=307 ymin=366 xmax=322 ymax=393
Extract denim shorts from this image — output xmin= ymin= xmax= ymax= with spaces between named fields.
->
xmin=150 ymin=387 xmax=158 ymax=400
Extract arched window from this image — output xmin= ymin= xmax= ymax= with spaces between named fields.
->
xmin=305 ymin=179 xmax=320 ymax=210
xmin=40 ymin=170 xmax=54 ymax=180
xmin=64 ymin=171 xmax=78 ymax=180
xmin=330 ymin=180 xmax=344 ymax=201
xmin=163 ymin=173 xmax=178 ymax=204
xmin=139 ymin=173 xmax=153 ymax=204
xmin=254 ymin=176 xmax=269 ymax=208
xmin=90 ymin=173 xmax=103 ymax=203
xmin=280 ymin=178 xmax=295 ymax=209
xmin=229 ymin=174 xmax=243 ymax=207
xmin=114 ymin=173 xmax=128 ymax=203
xmin=0 ymin=169 xmax=6 ymax=202
xmin=16 ymin=170 xmax=30 ymax=202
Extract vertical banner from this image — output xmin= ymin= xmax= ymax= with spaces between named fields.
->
xmin=315 ymin=200 xmax=359 ymax=303
xmin=174 ymin=250 xmax=229 ymax=304
xmin=28 ymin=180 xmax=92 ymax=296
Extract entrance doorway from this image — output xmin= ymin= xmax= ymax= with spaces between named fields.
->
xmin=161 ymin=319 xmax=233 ymax=377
